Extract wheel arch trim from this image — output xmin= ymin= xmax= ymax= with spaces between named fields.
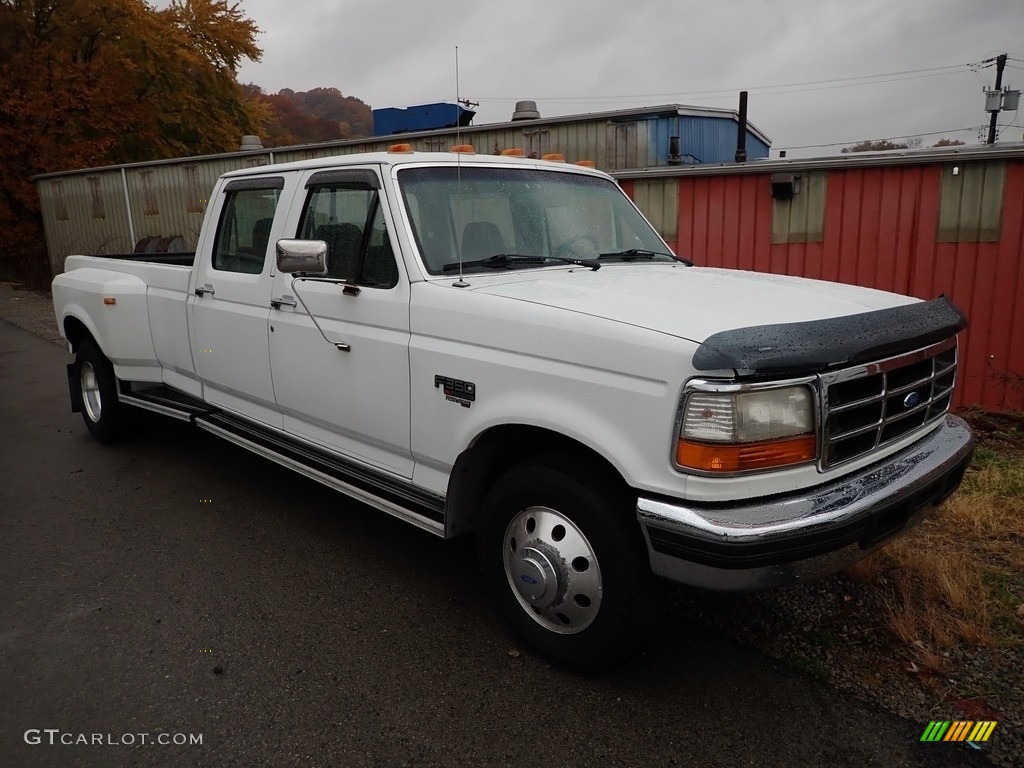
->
xmin=444 ymin=423 xmax=631 ymax=539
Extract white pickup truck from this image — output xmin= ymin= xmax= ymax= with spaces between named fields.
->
xmin=52 ymin=149 xmax=973 ymax=669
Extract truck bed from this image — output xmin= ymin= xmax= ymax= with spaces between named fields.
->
xmin=53 ymin=254 xmax=196 ymax=388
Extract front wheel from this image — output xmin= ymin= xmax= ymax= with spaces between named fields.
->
xmin=479 ymin=457 xmax=662 ymax=671
xmin=75 ymin=339 xmax=124 ymax=443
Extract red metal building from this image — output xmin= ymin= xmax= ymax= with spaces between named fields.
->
xmin=617 ymin=145 xmax=1024 ymax=411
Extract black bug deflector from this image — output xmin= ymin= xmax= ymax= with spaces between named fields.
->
xmin=692 ymin=297 xmax=968 ymax=374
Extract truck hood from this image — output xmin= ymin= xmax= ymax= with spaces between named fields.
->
xmin=469 ymin=265 xmax=917 ymax=344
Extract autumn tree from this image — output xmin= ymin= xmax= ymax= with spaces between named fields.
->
xmin=0 ymin=0 xmax=264 ymax=285
xmin=841 ymin=139 xmax=910 ymax=153
xmin=245 ymin=85 xmax=372 ymax=147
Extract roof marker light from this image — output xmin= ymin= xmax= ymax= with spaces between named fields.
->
xmin=541 ymin=153 xmax=565 ymax=162
xmin=501 ymin=148 xmax=525 ymax=157
xmin=388 ymin=143 xmax=413 ymax=153
xmin=574 ymin=160 xmax=596 ymax=168
xmin=451 ymin=144 xmax=475 ymax=154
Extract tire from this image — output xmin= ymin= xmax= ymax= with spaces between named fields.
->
xmin=478 ymin=456 xmax=663 ymax=672
xmin=75 ymin=339 xmax=124 ymax=443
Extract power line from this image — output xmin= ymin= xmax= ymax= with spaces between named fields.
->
xmin=473 ymin=63 xmax=971 ymax=103
xmin=776 ymin=127 xmax=982 ymax=151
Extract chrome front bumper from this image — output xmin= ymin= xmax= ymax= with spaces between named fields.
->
xmin=636 ymin=415 xmax=974 ymax=590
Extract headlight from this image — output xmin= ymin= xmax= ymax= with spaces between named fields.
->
xmin=677 ymin=385 xmax=817 ymax=473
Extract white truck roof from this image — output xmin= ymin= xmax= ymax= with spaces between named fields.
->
xmin=219 ymin=150 xmax=609 ymax=180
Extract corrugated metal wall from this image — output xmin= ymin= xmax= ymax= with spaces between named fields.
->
xmin=680 ymin=116 xmax=771 ymax=164
xmin=620 ymin=156 xmax=1024 ymax=412
xmin=38 ymin=157 xmax=266 ymax=273
xmin=37 ymin=109 xmax=768 ymax=274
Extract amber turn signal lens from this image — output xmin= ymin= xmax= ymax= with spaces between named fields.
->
xmin=677 ymin=435 xmax=816 ymax=472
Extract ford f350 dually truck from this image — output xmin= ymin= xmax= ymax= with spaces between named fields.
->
xmin=52 ymin=149 xmax=973 ymax=669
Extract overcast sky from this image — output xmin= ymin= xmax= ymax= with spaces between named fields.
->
xmin=224 ymin=0 xmax=1023 ymax=157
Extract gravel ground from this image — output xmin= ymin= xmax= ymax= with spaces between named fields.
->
xmin=671 ymin=577 xmax=1022 ymax=767
xmin=0 ymin=281 xmax=64 ymax=346
xmin=5 ymin=278 xmax=1020 ymax=766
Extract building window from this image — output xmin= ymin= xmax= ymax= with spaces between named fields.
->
xmin=139 ymin=170 xmax=159 ymax=216
xmin=183 ymin=166 xmax=205 ymax=213
xmin=631 ymin=180 xmax=679 ymax=246
xmin=937 ymin=161 xmax=1006 ymax=242
xmin=771 ymin=171 xmax=827 ymax=244
xmin=606 ymin=121 xmax=641 ymax=169
xmin=522 ymin=128 xmax=550 ymax=159
xmin=87 ymin=176 xmax=105 ymax=219
xmin=52 ymin=180 xmax=68 ymax=222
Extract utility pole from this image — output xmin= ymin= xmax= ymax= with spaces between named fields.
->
xmin=987 ymin=54 xmax=1007 ymax=145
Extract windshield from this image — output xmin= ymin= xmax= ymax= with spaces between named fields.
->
xmin=397 ymin=166 xmax=679 ymax=274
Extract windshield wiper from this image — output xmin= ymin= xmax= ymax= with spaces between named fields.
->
xmin=599 ymin=248 xmax=693 ymax=266
xmin=442 ymin=254 xmax=600 ymax=272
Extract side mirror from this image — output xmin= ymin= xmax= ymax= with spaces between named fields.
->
xmin=276 ymin=239 xmax=329 ymax=275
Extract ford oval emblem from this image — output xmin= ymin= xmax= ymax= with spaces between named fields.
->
xmin=903 ymin=391 xmax=921 ymax=409
xmin=519 ymin=574 xmax=538 ymax=585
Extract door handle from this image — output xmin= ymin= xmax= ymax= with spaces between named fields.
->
xmin=194 ymin=284 xmax=215 ymax=297
xmin=271 ymin=296 xmax=297 ymax=309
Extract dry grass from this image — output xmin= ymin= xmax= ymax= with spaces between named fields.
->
xmin=845 ymin=439 xmax=1024 ymax=666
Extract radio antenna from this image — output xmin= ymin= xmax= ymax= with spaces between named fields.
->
xmin=453 ymin=44 xmax=469 ymax=287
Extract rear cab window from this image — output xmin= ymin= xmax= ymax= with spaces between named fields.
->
xmin=212 ymin=177 xmax=285 ymax=274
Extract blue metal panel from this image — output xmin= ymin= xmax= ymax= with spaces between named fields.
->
xmin=679 ymin=116 xmax=769 ymax=163
xmin=630 ymin=115 xmax=770 ymax=167
xmin=372 ymin=103 xmax=475 ymax=136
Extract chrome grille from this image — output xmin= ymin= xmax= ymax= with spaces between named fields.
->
xmin=821 ymin=340 xmax=957 ymax=468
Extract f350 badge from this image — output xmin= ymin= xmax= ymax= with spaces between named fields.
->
xmin=434 ymin=375 xmax=476 ymax=408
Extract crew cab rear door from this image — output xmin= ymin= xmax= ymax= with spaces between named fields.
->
xmin=190 ymin=176 xmax=291 ymax=428
xmin=267 ymin=167 xmax=414 ymax=478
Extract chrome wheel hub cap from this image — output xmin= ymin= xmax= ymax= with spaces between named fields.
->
xmin=510 ymin=542 xmax=562 ymax=608
xmin=80 ymin=362 xmax=102 ymax=422
xmin=503 ymin=506 xmax=602 ymax=634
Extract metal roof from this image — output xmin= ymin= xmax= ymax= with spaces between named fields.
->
xmin=611 ymin=143 xmax=1024 ymax=179
xmin=33 ymin=103 xmax=771 ymax=180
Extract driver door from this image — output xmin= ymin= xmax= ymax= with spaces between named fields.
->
xmin=268 ymin=168 xmax=413 ymax=478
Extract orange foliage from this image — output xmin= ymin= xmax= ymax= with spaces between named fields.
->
xmin=245 ymin=85 xmax=373 ymax=147
xmin=0 ymin=0 xmax=263 ymax=285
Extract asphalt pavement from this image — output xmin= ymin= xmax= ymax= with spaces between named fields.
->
xmin=0 ymin=319 xmax=984 ymax=767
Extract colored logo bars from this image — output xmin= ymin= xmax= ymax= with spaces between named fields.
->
xmin=920 ymin=721 xmax=997 ymax=743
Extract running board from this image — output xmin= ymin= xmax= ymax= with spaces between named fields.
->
xmin=194 ymin=412 xmax=445 ymax=537
xmin=118 ymin=383 xmax=213 ymax=422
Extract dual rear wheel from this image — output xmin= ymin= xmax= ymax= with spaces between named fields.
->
xmin=75 ymin=339 xmax=124 ymax=443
